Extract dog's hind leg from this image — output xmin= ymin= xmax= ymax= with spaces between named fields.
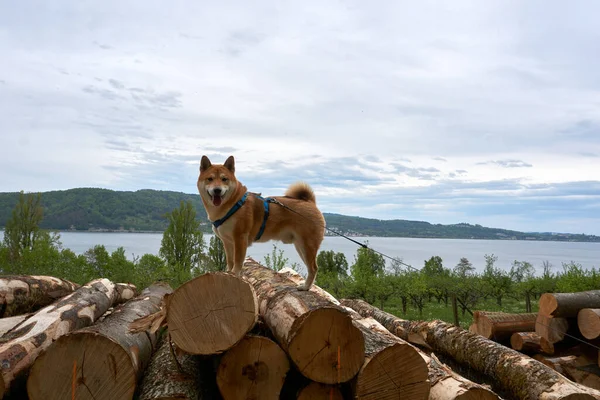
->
xmin=293 ymin=239 xmax=319 ymax=291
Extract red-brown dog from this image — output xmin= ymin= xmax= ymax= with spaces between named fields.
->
xmin=197 ymin=155 xmax=325 ymax=290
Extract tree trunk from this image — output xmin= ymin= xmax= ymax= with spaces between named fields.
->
xmin=241 ymin=258 xmax=365 ymax=385
xmin=0 ymin=314 xmax=31 ymax=337
xmin=475 ymin=312 xmax=537 ymax=342
xmin=451 ymin=294 xmax=459 ymax=326
xmin=297 ymin=381 xmax=344 ymax=400
xmin=540 ymin=291 xmax=600 ymax=318
xmin=578 ymin=309 xmax=600 ymax=340
xmin=216 ymin=335 xmax=289 ymax=400
xmin=0 ymin=275 xmax=79 ymax=317
xmin=0 ymin=278 xmax=126 ymax=398
xmin=341 ymin=298 xmax=600 ymax=400
xmin=278 ymin=268 xmax=496 ymax=400
xmin=137 ymin=335 xmax=220 ymax=400
xmin=526 ymin=292 xmax=532 ymax=313
xmin=26 ymin=282 xmax=173 ymax=400
xmin=166 ymin=272 xmax=259 ymax=355
xmin=511 ymin=332 xmax=543 ymax=353
xmin=536 ymin=314 xmax=570 ymax=344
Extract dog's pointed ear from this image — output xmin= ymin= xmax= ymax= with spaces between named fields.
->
xmin=200 ymin=155 xmax=212 ymax=172
xmin=224 ymin=156 xmax=235 ymax=173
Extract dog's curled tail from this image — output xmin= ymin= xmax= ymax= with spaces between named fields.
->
xmin=285 ymin=181 xmax=316 ymax=203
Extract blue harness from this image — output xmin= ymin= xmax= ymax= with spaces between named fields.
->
xmin=211 ymin=192 xmax=274 ymax=241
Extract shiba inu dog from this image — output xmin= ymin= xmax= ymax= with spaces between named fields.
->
xmin=197 ymin=155 xmax=325 ymax=290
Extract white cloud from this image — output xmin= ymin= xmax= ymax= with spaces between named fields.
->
xmin=0 ymin=0 xmax=599 ymax=234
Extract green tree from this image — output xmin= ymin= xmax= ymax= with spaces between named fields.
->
xmin=482 ymin=253 xmax=512 ymax=306
xmin=422 ymin=256 xmax=451 ymax=305
xmin=204 ymin=235 xmax=227 ymax=272
xmin=159 ymin=200 xmax=205 ymax=286
xmin=135 ymin=254 xmax=168 ymax=289
xmin=347 ymin=246 xmax=385 ymax=304
xmin=3 ymin=191 xmax=44 ymax=261
xmin=510 ymin=260 xmax=536 ymax=312
xmin=315 ymin=250 xmax=349 ymax=299
xmin=263 ymin=243 xmax=288 ymax=271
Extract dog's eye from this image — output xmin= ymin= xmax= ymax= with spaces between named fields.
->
xmin=222 ymin=177 xmax=228 ymax=182
xmin=207 ymin=177 xmax=214 ymax=182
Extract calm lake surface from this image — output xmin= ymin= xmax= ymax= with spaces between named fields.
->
xmin=4 ymin=231 xmax=598 ymax=274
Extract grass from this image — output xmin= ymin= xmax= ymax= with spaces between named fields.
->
xmin=382 ymin=296 xmax=540 ymax=330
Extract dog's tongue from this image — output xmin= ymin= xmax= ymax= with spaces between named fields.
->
xmin=212 ymin=195 xmax=222 ymax=206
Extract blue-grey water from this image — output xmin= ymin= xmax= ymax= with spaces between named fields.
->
xmin=2 ymin=231 xmax=598 ymax=274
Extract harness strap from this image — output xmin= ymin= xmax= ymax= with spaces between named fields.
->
xmin=212 ymin=192 xmax=249 ymax=228
xmin=253 ymin=194 xmax=274 ymax=241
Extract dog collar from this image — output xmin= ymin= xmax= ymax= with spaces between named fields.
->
xmin=212 ymin=192 xmax=249 ymax=229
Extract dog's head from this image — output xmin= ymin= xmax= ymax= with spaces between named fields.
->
xmin=197 ymin=155 xmax=237 ymax=207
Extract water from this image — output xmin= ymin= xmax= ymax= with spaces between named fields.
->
xmin=3 ymin=231 xmax=598 ymax=274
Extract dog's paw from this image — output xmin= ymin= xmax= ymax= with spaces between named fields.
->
xmin=296 ymin=284 xmax=309 ymax=291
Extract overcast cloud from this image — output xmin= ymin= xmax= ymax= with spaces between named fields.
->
xmin=1 ymin=0 xmax=599 ymax=234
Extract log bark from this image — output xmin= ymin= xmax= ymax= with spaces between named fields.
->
xmin=279 ymin=268 xmax=496 ymax=400
xmin=297 ymin=381 xmax=344 ymax=400
xmin=534 ymin=354 xmax=600 ymax=391
xmin=0 ymin=278 xmax=125 ymax=398
xmin=0 ymin=275 xmax=79 ymax=317
xmin=341 ymin=298 xmax=600 ymax=400
xmin=0 ymin=315 xmax=31 ymax=337
xmin=511 ymin=332 xmax=543 ymax=353
xmin=579 ymin=309 xmax=600 ymax=340
xmin=166 ymin=272 xmax=258 ymax=355
xmin=241 ymin=258 xmax=365 ymax=385
xmin=536 ymin=314 xmax=571 ymax=344
xmin=137 ymin=335 xmax=220 ymax=400
xmin=26 ymin=282 xmax=173 ymax=400
xmin=216 ymin=335 xmax=289 ymax=400
xmin=540 ymin=291 xmax=600 ymax=318
xmin=475 ymin=312 xmax=537 ymax=341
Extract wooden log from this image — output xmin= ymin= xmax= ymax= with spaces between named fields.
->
xmin=579 ymin=309 xmax=600 ymax=340
xmin=297 ymin=381 xmax=344 ymax=400
xmin=0 ymin=278 xmax=125 ymax=398
xmin=540 ymin=291 xmax=600 ymax=318
xmin=537 ymin=314 xmax=571 ymax=344
xmin=511 ymin=332 xmax=543 ymax=353
xmin=216 ymin=335 xmax=289 ymax=400
xmin=0 ymin=314 xmax=31 ymax=337
xmin=241 ymin=258 xmax=365 ymax=384
xmin=476 ymin=312 xmax=537 ymax=341
xmin=535 ymin=354 xmax=600 ymax=391
xmin=26 ymin=282 xmax=173 ymax=400
xmin=167 ymin=272 xmax=258 ymax=355
xmin=0 ymin=275 xmax=79 ymax=317
xmin=279 ymin=268 xmax=496 ymax=400
xmin=137 ymin=335 xmax=220 ymax=400
xmin=541 ymin=336 xmax=557 ymax=355
xmin=341 ymin=298 xmax=600 ymax=400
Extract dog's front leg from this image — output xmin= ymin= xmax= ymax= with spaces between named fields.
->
xmin=232 ymin=235 xmax=248 ymax=276
xmin=222 ymin=238 xmax=235 ymax=272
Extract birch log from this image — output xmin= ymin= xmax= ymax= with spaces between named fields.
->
xmin=27 ymin=282 xmax=173 ymax=400
xmin=0 ymin=278 xmax=128 ymax=398
xmin=241 ymin=258 xmax=365 ymax=384
xmin=342 ymin=298 xmax=600 ymax=400
xmin=0 ymin=275 xmax=79 ymax=317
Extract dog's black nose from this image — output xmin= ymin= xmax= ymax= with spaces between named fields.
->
xmin=213 ymin=188 xmax=222 ymax=195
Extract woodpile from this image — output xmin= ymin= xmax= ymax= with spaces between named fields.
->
xmin=2 ymin=260 xmax=600 ymax=400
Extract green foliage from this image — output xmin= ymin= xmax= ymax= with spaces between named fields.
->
xmin=159 ymin=200 xmax=206 ymax=286
xmin=204 ymin=235 xmax=227 ymax=272
xmin=263 ymin=243 xmax=288 ymax=271
xmin=556 ymin=262 xmax=600 ymax=292
xmin=316 ymin=250 xmax=350 ymax=299
xmin=3 ymin=191 xmax=44 ymax=260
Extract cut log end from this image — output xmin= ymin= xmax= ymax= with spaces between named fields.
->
xmin=578 ymin=309 xmax=600 ymax=340
xmin=27 ymin=333 xmax=136 ymax=400
xmin=217 ymin=335 xmax=289 ymax=400
xmin=167 ymin=272 xmax=258 ymax=355
xmin=288 ymin=307 xmax=364 ymax=384
xmin=297 ymin=382 xmax=344 ymax=400
xmin=540 ymin=293 xmax=559 ymax=317
xmin=356 ymin=341 xmax=429 ymax=400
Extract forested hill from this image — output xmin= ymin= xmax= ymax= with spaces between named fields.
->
xmin=0 ymin=188 xmax=598 ymax=242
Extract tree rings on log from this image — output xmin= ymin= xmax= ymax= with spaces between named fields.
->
xmin=167 ymin=272 xmax=258 ymax=355
xmin=217 ymin=335 xmax=289 ymax=399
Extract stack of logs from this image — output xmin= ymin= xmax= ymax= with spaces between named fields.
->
xmin=465 ymin=290 xmax=600 ymax=393
xmin=2 ymin=261 xmax=600 ymax=400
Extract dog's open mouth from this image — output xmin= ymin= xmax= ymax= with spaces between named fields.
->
xmin=211 ymin=194 xmax=222 ymax=206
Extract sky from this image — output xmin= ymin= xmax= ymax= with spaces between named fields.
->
xmin=1 ymin=1 xmax=599 ymax=235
